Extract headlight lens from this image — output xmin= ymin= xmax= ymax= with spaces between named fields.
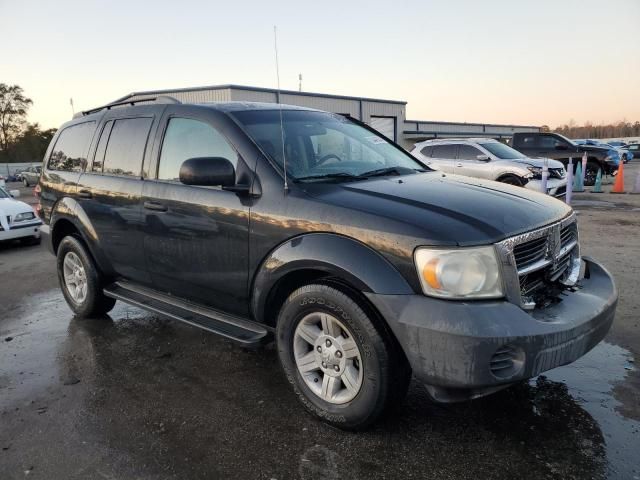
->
xmin=14 ymin=211 xmax=35 ymax=222
xmin=414 ymin=246 xmax=503 ymax=299
xmin=527 ymin=166 xmax=543 ymax=179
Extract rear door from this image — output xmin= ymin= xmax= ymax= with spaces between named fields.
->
xmin=76 ymin=111 xmax=159 ymax=285
xmin=429 ymin=144 xmax=458 ymax=173
xmin=455 ymin=144 xmax=492 ymax=179
xmin=141 ymin=108 xmax=250 ymax=316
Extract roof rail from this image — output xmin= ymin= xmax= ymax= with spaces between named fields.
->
xmin=74 ymin=95 xmax=181 ymax=118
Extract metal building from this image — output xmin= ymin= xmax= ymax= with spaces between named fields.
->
xmin=113 ymin=84 xmax=540 ymax=149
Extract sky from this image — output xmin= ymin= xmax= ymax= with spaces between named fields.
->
xmin=3 ymin=0 xmax=639 ymax=130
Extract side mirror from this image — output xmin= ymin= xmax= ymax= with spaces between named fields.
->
xmin=179 ymin=157 xmax=235 ymax=187
xmin=9 ymin=189 xmax=20 ymax=198
xmin=476 ymin=154 xmax=490 ymax=161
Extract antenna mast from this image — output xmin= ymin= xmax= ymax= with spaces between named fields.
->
xmin=274 ymin=26 xmax=288 ymax=191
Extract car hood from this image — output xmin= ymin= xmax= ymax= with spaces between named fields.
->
xmin=512 ymin=157 xmax=565 ymax=169
xmin=578 ymin=144 xmax=611 ymax=154
xmin=303 ymin=172 xmax=571 ymax=246
xmin=0 ymin=197 xmax=34 ymax=216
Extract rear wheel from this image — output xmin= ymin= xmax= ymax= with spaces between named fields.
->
xmin=56 ymin=236 xmax=116 ymax=317
xmin=584 ymin=160 xmax=600 ymax=186
xmin=276 ymin=284 xmax=410 ymax=430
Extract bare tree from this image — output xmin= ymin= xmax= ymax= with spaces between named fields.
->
xmin=0 ymin=83 xmax=33 ymax=153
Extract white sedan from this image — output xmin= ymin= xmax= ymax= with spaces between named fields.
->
xmin=0 ymin=186 xmax=42 ymax=244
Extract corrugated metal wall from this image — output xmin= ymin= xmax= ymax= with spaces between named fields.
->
xmin=125 ymin=89 xmax=231 ymax=103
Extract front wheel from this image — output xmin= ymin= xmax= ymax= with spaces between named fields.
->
xmin=56 ymin=236 xmax=116 ymax=317
xmin=23 ymin=178 xmax=29 ymax=187
xmin=276 ymin=284 xmax=410 ymax=430
xmin=584 ymin=161 xmax=600 ymax=186
xmin=498 ymin=174 xmax=524 ymax=187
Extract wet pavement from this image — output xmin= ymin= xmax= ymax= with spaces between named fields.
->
xmin=1 ymin=286 xmax=638 ymax=479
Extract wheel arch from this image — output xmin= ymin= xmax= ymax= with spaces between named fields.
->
xmin=251 ymin=233 xmax=413 ymax=326
xmin=49 ymin=196 xmax=114 ymax=277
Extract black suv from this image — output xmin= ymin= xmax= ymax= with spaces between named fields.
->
xmin=511 ymin=132 xmax=619 ymax=186
xmin=38 ymin=98 xmax=617 ymax=429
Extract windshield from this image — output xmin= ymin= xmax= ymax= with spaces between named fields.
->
xmin=0 ymin=187 xmax=9 ymax=199
xmin=480 ymin=142 xmax=525 ymax=160
xmin=231 ymin=110 xmax=426 ymax=181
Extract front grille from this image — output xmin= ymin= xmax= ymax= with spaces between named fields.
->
xmin=496 ymin=214 xmax=580 ymax=310
xmin=514 ymin=236 xmax=547 ymax=270
xmin=550 ymin=168 xmax=566 ymax=179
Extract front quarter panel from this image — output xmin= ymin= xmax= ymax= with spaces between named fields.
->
xmin=251 ymin=233 xmax=413 ymax=323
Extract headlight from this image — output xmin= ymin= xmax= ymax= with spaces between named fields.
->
xmin=14 ymin=211 xmax=35 ymax=222
xmin=527 ymin=166 xmax=543 ymax=179
xmin=414 ymin=246 xmax=503 ymax=299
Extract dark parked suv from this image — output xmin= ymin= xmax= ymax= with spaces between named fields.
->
xmin=511 ymin=132 xmax=619 ymax=186
xmin=38 ymin=98 xmax=617 ymax=429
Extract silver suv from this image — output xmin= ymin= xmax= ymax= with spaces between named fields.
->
xmin=411 ymin=138 xmax=567 ymax=198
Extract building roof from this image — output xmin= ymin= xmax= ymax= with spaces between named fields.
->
xmin=113 ymin=84 xmax=407 ymax=105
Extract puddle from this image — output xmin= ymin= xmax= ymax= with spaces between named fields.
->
xmin=542 ymin=342 xmax=640 ymax=479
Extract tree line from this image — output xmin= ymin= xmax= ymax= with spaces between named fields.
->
xmin=551 ymin=120 xmax=640 ymax=140
xmin=0 ymin=83 xmax=56 ymax=163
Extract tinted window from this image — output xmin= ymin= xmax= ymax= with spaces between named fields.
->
xmin=538 ymin=135 xmax=566 ymax=149
xmin=420 ymin=145 xmax=433 ymax=157
xmin=457 ymin=145 xmax=483 ymax=160
xmin=102 ymin=118 xmax=152 ymax=177
xmin=519 ymin=136 xmax=536 ymax=147
xmin=92 ymin=121 xmax=113 ymax=171
xmin=431 ymin=144 xmax=458 ymax=159
xmin=48 ymin=122 xmax=96 ymax=172
xmin=628 ymin=144 xmax=639 ymax=151
xmin=158 ymin=118 xmax=237 ymax=181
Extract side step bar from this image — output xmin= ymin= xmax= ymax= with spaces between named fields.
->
xmin=103 ymin=282 xmax=271 ymax=347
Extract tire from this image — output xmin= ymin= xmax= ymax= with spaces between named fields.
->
xmin=276 ymin=284 xmax=410 ymax=430
xmin=584 ymin=161 xmax=600 ymax=187
xmin=23 ymin=178 xmax=29 ymax=187
xmin=56 ymin=236 xmax=116 ymax=317
xmin=498 ymin=174 xmax=524 ymax=187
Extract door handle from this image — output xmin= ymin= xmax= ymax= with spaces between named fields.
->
xmin=78 ymin=189 xmax=92 ymax=199
xmin=144 ymin=201 xmax=168 ymax=212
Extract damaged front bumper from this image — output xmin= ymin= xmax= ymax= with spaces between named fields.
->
xmin=366 ymin=257 xmax=617 ymax=403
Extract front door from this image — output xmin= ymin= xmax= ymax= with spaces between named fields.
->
xmin=141 ymin=112 xmax=250 ymax=316
xmin=455 ymin=144 xmax=492 ymax=179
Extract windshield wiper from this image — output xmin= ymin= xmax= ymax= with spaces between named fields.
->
xmin=294 ymin=172 xmax=361 ymax=183
xmin=356 ymin=166 xmax=421 ymax=178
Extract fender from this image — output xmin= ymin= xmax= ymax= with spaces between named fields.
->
xmin=251 ymin=233 xmax=413 ymax=322
xmin=49 ymin=196 xmax=116 ymax=277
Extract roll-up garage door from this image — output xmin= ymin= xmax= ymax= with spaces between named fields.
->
xmin=369 ymin=116 xmax=396 ymax=141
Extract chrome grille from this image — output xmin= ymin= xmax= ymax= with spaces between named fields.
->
xmin=549 ymin=167 xmax=566 ymax=179
xmin=496 ymin=214 xmax=580 ymax=310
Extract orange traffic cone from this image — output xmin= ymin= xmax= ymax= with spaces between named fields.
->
xmin=611 ymin=161 xmax=625 ymax=194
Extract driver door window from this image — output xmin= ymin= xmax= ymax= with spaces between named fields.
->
xmin=158 ymin=118 xmax=237 ymax=181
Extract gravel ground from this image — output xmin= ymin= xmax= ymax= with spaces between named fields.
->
xmin=0 ymin=168 xmax=639 ymax=480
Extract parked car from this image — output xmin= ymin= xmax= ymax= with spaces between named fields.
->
xmin=512 ymin=132 xmax=619 ymax=185
xmin=626 ymin=143 xmax=640 ymax=158
xmin=39 ymin=99 xmax=617 ymax=429
xmin=410 ymin=138 xmax=567 ymax=198
xmin=574 ymin=139 xmax=633 ymax=163
xmin=21 ymin=165 xmax=42 ymax=186
xmin=0 ymin=186 xmax=42 ymax=245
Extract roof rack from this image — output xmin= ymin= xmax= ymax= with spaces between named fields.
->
xmin=74 ymin=95 xmax=181 ymax=118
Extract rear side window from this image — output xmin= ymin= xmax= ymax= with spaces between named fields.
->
xmin=48 ymin=122 xmax=96 ymax=172
xmin=519 ymin=136 xmax=536 ymax=147
xmin=431 ymin=144 xmax=458 ymax=159
xmin=420 ymin=145 xmax=433 ymax=157
xmin=157 ymin=118 xmax=237 ymax=181
xmin=102 ymin=118 xmax=153 ymax=177
xmin=458 ymin=145 xmax=483 ymax=160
